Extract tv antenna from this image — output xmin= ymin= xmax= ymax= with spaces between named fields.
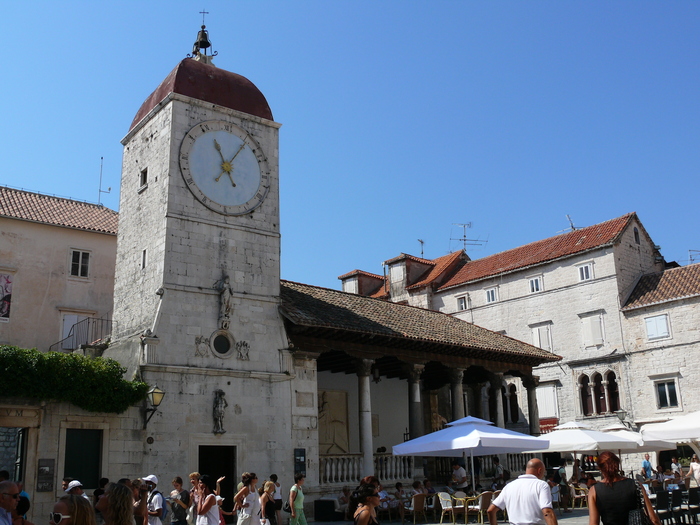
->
xmin=418 ymin=239 xmax=425 ymax=257
xmin=451 ymin=222 xmax=485 ymax=252
xmin=690 ymin=250 xmax=700 ymax=264
xmin=98 ymin=157 xmax=111 ymax=206
xmin=557 ymin=214 xmax=578 ymax=234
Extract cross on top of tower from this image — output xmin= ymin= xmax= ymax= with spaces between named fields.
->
xmin=199 ymin=9 xmax=209 ymax=25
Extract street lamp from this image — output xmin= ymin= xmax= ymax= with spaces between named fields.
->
xmin=614 ymin=409 xmax=631 ymax=428
xmin=143 ymin=385 xmax=166 ymax=429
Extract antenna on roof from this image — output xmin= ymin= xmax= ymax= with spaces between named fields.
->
xmin=98 ymin=157 xmax=111 ymax=206
xmin=556 ymin=215 xmax=578 ymax=234
xmin=418 ymin=239 xmax=424 ymax=257
xmin=450 ymin=222 xmax=485 ymax=253
xmin=690 ymin=250 xmax=700 ymax=264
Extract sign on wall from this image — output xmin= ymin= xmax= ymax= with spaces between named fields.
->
xmin=37 ymin=459 xmax=54 ymax=492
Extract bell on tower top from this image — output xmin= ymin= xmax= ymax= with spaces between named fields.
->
xmin=191 ymin=20 xmax=218 ymax=65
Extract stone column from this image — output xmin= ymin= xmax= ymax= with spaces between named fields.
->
xmin=406 ymin=364 xmax=425 ymax=440
xmin=589 ymin=384 xmax=598 ymax=415
xmin=523 ymin=375 xmax=540 ymax=435
xmin=470 ymin=384 xmax=483 ymax=419
xmin=449 ymin=368 xmax=466 ymax=421
xmin=602 ymin=380 xmax=611 ymax=414
xmin=490 ymin=374 xmax=506 ymax=428
xmin=357 ymin=358 xmax=375 ymax=477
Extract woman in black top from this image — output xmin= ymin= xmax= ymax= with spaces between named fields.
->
xmin=351 ymin=484 xmax=380 ymax=525
xmin=588 ymin=451 xmax=659 ymax=525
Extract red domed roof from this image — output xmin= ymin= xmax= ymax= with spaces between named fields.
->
xmin=129 ymin=58 xmax=273 ymax=131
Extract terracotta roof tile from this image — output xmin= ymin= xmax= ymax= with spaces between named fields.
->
xmin=337 ymin=269 xmax=384 ymax=280
xmin=384 ymin=253 xmax=435 ymax=266
xmin=0 ymin=187 xmax=118 ymax=235
xmin=406 ymin=250 xmax=466 ymax=290
xmin=439 ymin=213 xmax=635 ymax=290
xmin=622 ymin=264 xmax=700 ymax=310
xmin=280 ymin=280 xmax=560 ymax=365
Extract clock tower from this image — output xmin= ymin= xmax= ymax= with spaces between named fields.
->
xmin=106 ymin=27 xmax=293 ymax=478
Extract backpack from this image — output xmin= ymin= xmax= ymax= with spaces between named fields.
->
xmin=149 ymin=490 xmax=170 ymax=523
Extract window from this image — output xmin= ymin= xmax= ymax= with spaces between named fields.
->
xmin=531 ymin=323 xmax=552 ymax=351
xmin=64 ymin=429 xmax=102 ymax=488
xmin=577 ymin=263 xmax=593 ymax=282
xmin=457 ymin=296 xmax=467 ymax=311
xmin=485 ymin=287 xmax=498 ymax=303
xmin=70 ymin=250 xmax=90 ymax=278
xmin=529 ymin=276 xmax=542 ymax=293
xmin=634 ymin=227 xmax=640 ymax=245
xmin=61 ymin=312 xmax=89 ymax=350
xmin=606 ymin=371 xmax=620 ymax=413
xmin=645 ymin=314 xmax=670 ymax=340
xmin=581 ymin=313 xmax=604 ymax=347
xmin=141 ymin=249 xmax=147 ymax=269
xmin=536 ymin=383 xmax=559 ymax=419
xmin=656 ymin=380 xmax=679 ymax=409
xmin=579 ymin=374 xmax=594 ymax=416
xmin=592 ymin=373 xmax=607 ymax=414
xmin=140 ymin=168 xmax=148 ymax=188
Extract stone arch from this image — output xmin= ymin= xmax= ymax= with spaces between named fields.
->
xmin=579 ymin=374 xmax=593 ymax=416
xmin=592 ymin=372 xmax=606 ymax=414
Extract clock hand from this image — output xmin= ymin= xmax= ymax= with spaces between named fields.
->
xmin=228 ymin=142 xmax=246 ymax=164
xmin=226 ymin=172 xmax=236 ymax=187
xmin=213 ymin=139 xmax=227 ymax=163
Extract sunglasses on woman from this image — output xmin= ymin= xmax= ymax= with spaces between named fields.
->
xmin=49 ymin=512 xmax=71 ymax=524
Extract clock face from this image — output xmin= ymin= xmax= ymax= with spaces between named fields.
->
xmin=179 ymin=120 xmax=270 ymax=215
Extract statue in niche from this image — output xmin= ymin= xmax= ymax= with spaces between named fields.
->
xmin=236 ymin=340 xmax=250 ymax=360
xmin=213 ymin=389 xmax=228 ymax=434
xmin=195 ymin=336 xmax=210 ymax=357
xmin=216 ymin=276 xmax=234 ymax=329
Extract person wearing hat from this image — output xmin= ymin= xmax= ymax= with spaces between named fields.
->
xmin=65 ymin=481 xmax=90 ymax=501
xmin=143 ymin=475 xmax=164 ymax=525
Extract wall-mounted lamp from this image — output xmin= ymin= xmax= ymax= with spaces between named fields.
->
xmin=143 ymin=385 xmax=166 ymax=429
xmin=614 ymin=409 xmax=632 ymax=428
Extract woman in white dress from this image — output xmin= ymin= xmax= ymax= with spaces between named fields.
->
xmin=196 ymin=476 xmax=219 ymax=525
xmin=234 ymin=473 xmax=260 ymax=525
xmin=686 ymin=454 xmax=700 ymax=488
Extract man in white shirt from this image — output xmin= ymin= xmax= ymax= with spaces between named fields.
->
xmin=450 ymin=461 xmax=468 ymax=491
xmin=65 ymin=480 xmax=91 ymax=501
xmin=487 ymin=459 xmax=558 ymax=525
xmin=143 ymin=474 xmax=164 ymax=525
xmin=0 ymin=481 xmax=18 ymax=525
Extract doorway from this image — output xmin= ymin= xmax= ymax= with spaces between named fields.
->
xmin=199 ymin=446 xmax=236 ymax=519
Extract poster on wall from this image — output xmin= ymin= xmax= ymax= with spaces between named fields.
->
xmin=37 ymin=459 xmax=55 ymax=492
xmin=0 ymin=273 xmax=11 ymax=322
xmin=318 ymin=390 xmax=349 ymax=454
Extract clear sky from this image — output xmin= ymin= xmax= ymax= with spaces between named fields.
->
xmin=3 ymin=2 xmax=699 ymax=290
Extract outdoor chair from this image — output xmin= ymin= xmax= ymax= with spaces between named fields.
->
xmin=686 ymin=487 xmax=700 ymax=524
xmin=453 ymin=492 xmax=467 ymax=520
xmin=438 ymin=492 xmax=458 ymax=524
xmin=655 ymin=489 xmax=673 ymax=525
xmin=671 ymin=489 xmax=689 ymax=524
xmin=465 ymin=491 xmax=493 ymax=524
xmin=405 ymin=493 xmax=428 ymax=524
xmin=573 ymin=486 xmax=588 ymax=508
xmin=377 ymin=495 xmax=395 ymax=523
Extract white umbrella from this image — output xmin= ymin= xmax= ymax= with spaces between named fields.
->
xmin=393 ymin=416 xmax=549 ymax=487
xmin=393 ymin=416 xmax=549 ymax=456
xmin=601 ymin=423 xmax=676 ymax=452
xmin=526 ymin=421 xmax=639 ymax=452
xmin=641 ymin=410 xmax=700 ymax=442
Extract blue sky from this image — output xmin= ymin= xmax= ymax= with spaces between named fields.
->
xmin=3 ymin=2 xmax=699 ymax=289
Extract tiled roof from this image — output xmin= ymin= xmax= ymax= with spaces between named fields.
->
xmin=337 ymin=269 xmax=384 ymax=281
xmin=280 ymin=280 xmax=560 ymax=365
xmin=623 ymin=264 xmax=700 ymax=310
xmin=406 ymin=250 xmax=466 ymax=290
xmin=369 ymin=278 xmax=389 ymax=299
xmin=439 ymin=213 xmax=636 ymax=290
xmin=384 ymin=252 xmax=435 ymax=266
xmin=0 ymin=187 xmax=118 ymax=235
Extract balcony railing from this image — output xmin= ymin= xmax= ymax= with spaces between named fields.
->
xmin=49 ymin=317 xmax=115 ymax=353
xmin=320 ymin=453 xmax=414 ymax=486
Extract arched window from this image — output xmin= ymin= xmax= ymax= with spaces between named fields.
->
xmin=634 ymin=227 xmax=640 ymax=245
xmin=509 ymin=384 xmax=519 ymax=423
xmin=593 ymin=373 xmax=607 ymax=414
xmin=606 ymin=371 xmax=620 ymax=412
xmin=580 ymin=375 xmax=593 ymax=416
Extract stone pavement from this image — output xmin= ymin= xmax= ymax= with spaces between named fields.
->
xmin=311 ymin=506 xmax=591 ymax=525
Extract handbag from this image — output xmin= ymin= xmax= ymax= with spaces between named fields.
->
xmin=628 ymin=481 xmax=654 ymax=525
xmin=282 ymin=500 xmax=291 ymax=513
